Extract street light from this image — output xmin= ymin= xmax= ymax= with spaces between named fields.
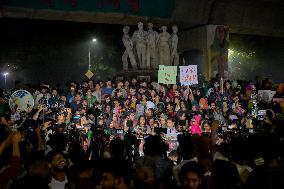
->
xmin=88 ymin=38 xmax=97 ymax=70
xmin=3 ymin=72 xmax=8 ymax=88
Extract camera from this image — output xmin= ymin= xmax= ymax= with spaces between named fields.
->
xmin=116 ymin=129 xmax=124 ymax=134
xmin=257 ymin=110 xmax=266 ymax=121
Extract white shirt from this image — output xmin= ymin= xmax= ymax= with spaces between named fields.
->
xmin=49 ymin=176 xmax=68 ymax=189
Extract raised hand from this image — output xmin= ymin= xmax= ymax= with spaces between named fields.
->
xmin=11 ymin=131 xmax=21 ymax=144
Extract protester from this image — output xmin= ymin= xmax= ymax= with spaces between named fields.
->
xmin=0 ymin=75 xmax=283 ymax=189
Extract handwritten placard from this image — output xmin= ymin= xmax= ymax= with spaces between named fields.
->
xmin=180 ymin=65 xmax=198 ymax=85
xmin=158 ymin=65 xmax=177 ymax=84
xmin=158 ymin=65 xmax=165 ymax=84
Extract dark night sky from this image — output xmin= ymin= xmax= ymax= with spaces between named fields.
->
xmin=0 ymin=17 xmax=284 ymax=89
xmin=0 ymin=17 xmax=124 ymax=88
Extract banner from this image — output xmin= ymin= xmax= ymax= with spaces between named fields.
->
xmin=180 ymin=65 xmax=198 ymax=85
xmin=2 ymin=0 xmax=175 ymax=18
xmin=207 ymin=25 xmax=229 ymax=79
xmin=158 ymin=65 xmax=177 ymax=84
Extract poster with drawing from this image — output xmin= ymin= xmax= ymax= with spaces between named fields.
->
xmin=180 ymin=65 xmax=198 ymax=85
xmin=158 ymin=65 xmax=177 ymax=84
xmin=158 ymin=65 xmax=166 ymax=84
xmin=164 ymin=66 xmax=177 ymax=84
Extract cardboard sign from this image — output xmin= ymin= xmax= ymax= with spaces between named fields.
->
xmin=180 ymin=65 xmax=198 ymax=85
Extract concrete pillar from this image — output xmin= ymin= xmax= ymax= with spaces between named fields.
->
xmin=179 ymin=25 xmax=229 ymax=80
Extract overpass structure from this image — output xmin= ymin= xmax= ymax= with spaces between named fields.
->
xmin=1 ymin=0 xmax=283 ymax=78
xmin=1 ymin=0 xmax=283 ymax=37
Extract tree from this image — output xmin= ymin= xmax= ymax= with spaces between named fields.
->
xmin=90 ymin=46 xmax=120 ymax=80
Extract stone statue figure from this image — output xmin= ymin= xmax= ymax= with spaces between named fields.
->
xmin=132 ymin=22 xmax=147 ymax=69
xmin=146 ymin=23 xmax=158 ymax=69
xmin=171 ymin=25 xmax=179 ymax=66
xmin=157 ymin=26 xmax=171 ymax=66
xmin=122 ymin=26 xmax=137 ymax=70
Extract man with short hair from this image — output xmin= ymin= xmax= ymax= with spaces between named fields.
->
xmin=102 ymin=79 xmax=114 ymax=97
xmin=45 ymin=151 xmax=68 ymax=189
xmin=166 ymin=118 xmax=179 ymax=152
xmin=100 ymin=159 xmax=132 ymax=189
xmin=70 ymin=93 xmax=82 ymax=113
xmin=112 ymin=81 xmax=127 ymax=98
xmin=179 ymin=161 xmax=204 ymax=189
xmin=133 ymin=156 xmax=159 ymax=189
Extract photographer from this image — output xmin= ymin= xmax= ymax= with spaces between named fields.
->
xmin=48 ymin=88 xmax=60 ymax=109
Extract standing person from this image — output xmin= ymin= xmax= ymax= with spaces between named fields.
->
xmin=93 ymin=83 xmax=102 ymax=103
xmin=189 ymin=115 xmax=202 ymax=136
xmin=166 ymin=118 xmax=178 ymax=152
xmin=67 ymin=84 xmax=76 ymax=104
xmin=11 ymin=160 xmax=51 ymax=189
xmin=84 ymin=89 xmax=97 ymax=110
xmin=146 ymin=117 xmax=156 ymax=135
xmin=88 ymin=80 xmax=95 ymax=92
xmin=45 ymin=151 xmax=68 ymax=189
xmin=100 ymin=159 xmax=132 ymax=189
xmin=135 ymin=115 xmax=147 ymax=139
xmin=70 ymin=93 xmax=82 ymax=113
xmin=133 ymin=156 xmax=159 ymax=189
xmin=143 ymin=135 xmax=173 ymax=188
xmin=113 ymin=81 xmax=127 ymax=98
xmin=178 ymin=161 xmax=204 ymax=189
xmin=102 ymin=79 xmax=114 ymax=98
xmin=202 ymin=120 xmax=212 ymax=137
xmin=124 ymin=80 xmax=130 ymax=92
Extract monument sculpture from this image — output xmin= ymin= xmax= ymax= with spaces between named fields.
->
xmin=171 ymin=25 xmax=179 ymax=66
xmin=132 ymin=22 xmax=147 ymax=69
xmin=122 ymin=23 xmax=179 ymax=72
xmin=146 ymin=23 xmax=158 ymax=69
xmin=157 ymin=26 xmax=171 ymax=66
xmin=122 ymin=26 xmax=137 ymax=70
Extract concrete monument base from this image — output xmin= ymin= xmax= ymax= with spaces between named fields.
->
xmin=116 ymin=69 xmax=158 ymax=81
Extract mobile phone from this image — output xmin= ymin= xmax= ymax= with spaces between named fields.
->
xmin=73 ymin=115 xmax=81 ymax=120
xmin=117 ymin=129 xmax=123 ymax=134
xmin=257 ymin=110 xmax=266 ymax=120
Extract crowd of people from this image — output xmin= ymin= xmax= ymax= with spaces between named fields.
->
xmin=0 ymin=75 xmax=283 ymax=189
